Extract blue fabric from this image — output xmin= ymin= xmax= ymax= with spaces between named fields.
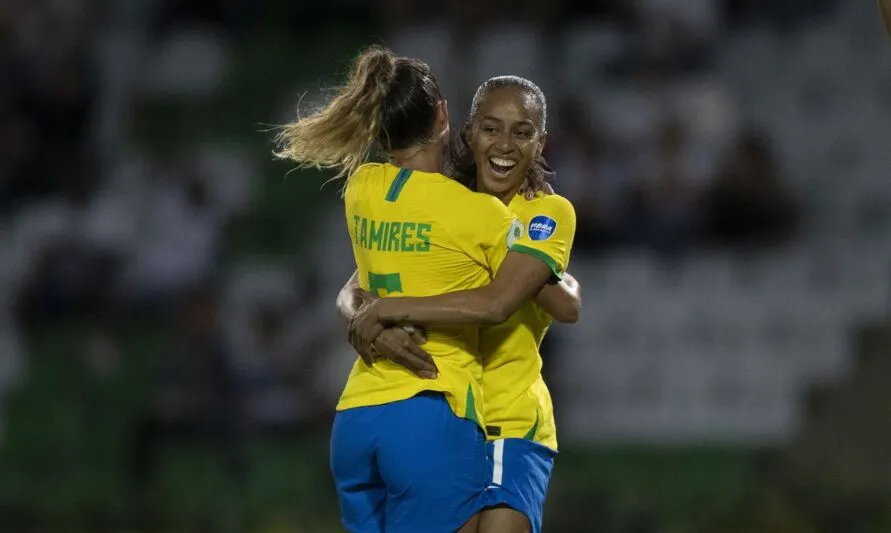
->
xmin=484 ymin=438 xmax=557 ymax=533
xmin=330 ymin=393 xmax=488 ymax=533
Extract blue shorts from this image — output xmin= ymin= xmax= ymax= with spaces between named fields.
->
xmin=330 ymin=392 xmax=488 ymax=533
xmin=483 ymin=438 xmax=557 ymax=533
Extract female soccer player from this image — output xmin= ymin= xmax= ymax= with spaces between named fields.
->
xmin=342 ymin=76 xmax=578 ymax=533
xmin=275 ymin=48 xmax=568 ymax=533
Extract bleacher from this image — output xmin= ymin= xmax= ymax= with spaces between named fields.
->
xmin=558 ymin=244 xmax=889 ymax=445
xmin=555 ymin=0 xmax=891 ymax=446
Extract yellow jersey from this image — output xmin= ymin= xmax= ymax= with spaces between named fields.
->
xmin=479 ymin=192 xmax=577 ymax=450
xmin=336 ymin=163 xmax=555 ymax=428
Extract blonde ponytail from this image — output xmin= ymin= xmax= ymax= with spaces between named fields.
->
xmin=274 ymin=46 xmax=397 ymax=182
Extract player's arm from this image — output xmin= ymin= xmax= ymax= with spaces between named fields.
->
xmin=353 ymin=195 xmax=576 ymax=329
xmin=368 ymin=195 xmax=576 ymax=327
xmin=357 ymin=249 xmax=555 ymax=328
xmin=535 ymin=271 xmax=581 ymax=323
xmin=350 ymin=195 xmax=576 ymax=341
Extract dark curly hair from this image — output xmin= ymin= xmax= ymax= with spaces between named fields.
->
xmin=446 ymin=76 xmax=555 ymax=193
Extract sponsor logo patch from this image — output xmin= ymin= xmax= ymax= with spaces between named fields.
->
xmin=528 ymin=215 xmax=557 ymax=241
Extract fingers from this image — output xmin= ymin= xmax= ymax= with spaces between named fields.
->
xmin=402 ymin=341 xmax=437 ymax=379
xmin=350 ymin=313 xmax=383 ymax=345
xmin=349 ymin=312 xmax=385 ymax=367
xmin=365 ymin=321 xmax=385 ymax=346
xmin=356 ymin=324 xmax=383 ymax=364
xmin=408 ymin=328 xmax=427 ymax=345
xmin=348 ymin=326 xmax=359 ymax=354
xmin=391 ymin=332 xmax=436 ymax=379
xmin=359 ymin=289 xmax=377 ymax=303
xmin=373 ymin=329 xmax=438 ymax=379
xmin=402 ymin=324 xmax=427 ymax=344
xmin=350 ymin=327 xmax=374 ymax=367
xmin=359 ymin=348 xmax=375 ymax=367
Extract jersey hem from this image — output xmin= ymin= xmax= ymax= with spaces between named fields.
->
xmin=337 ymin=387 xmax=486 ymax=431
xmin=487 ymin=436 xmax=559 ymax=454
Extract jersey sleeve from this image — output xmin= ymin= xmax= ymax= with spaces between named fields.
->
xmin=509 ymin=195 xmax=577 ymax=281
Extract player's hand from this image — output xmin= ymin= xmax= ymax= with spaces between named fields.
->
xmin=349 ymin=298 xmax=386 ymax=365
xmin=358 ymin=288 xmax=377 ymax=306
xmin=372 ymin=327 xmax=438 ymax=379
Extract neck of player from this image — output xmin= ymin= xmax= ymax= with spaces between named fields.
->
xmin=478 ymin=181 xmax=521 ymax=206
xmin=390 ymin=144 xmax=444 ymax=174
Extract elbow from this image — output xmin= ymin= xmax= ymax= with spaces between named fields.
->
xmin=555 ymin=299 xmax=581 ymax=324
xmin=335 ymin=289 xmax=359 ymax=321
xmin=335 ymin=300 xmax=350 ymax=321
xmin=478 ymin=300 xmax=511 ymax=326
xmin=334 ymin=291 xmax=348 ymax=317
xmin=563 ymin=303 xmax=581 ymax=324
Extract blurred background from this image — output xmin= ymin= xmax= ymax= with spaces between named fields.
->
xmin=1 ymin=0 xmax=891 ymax=531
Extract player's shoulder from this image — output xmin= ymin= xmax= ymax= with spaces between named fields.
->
xmin=463 ymin=190 xmax=512 ymax=223
xmin=345 ymin=163 xmax=389 ymax=196
xmin=518 ymin=193 xmax=575 ymax=242
xmin=432 ymin=188 xmax=510 ymax=241
xmin=351 ymin=162 xmax=389 ymax=180
xmin=514 ymin=192 xmax=575 ymax=220
xmin=527 ymin=192 xmax=575 ymax=212
xmin=469 ymin=189 xmax=510 ymax=209
xmin=427 ymin=178 xmax=508 ymax=214
xmin=358 ymin=162 xmax=386 ymax=172
xmin=402 ymin=169 xmax=477 ymax=208
xmin=416 ymin=170 xmax=474 ymax=192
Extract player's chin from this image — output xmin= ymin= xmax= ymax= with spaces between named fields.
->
xmin=481 ymin=168 xmax=521 ymax=194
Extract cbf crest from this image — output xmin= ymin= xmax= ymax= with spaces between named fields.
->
xmin=507 ymin=219 xmax=524 ymax=248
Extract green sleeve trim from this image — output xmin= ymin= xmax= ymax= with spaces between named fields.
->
xmin=510 ymin=244 xmax=563 ymax=282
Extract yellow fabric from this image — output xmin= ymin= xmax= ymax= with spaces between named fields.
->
xmin=479 ymin=192 xmax=577 ymax=450
xmin=336 ymin=163 xmax=518 ymax=426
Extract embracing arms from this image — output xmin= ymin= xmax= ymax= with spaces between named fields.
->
xmin=336 ymin=270 xmax=438 ymax=378
xmin=338 ymin=261 xmax=581 ymax=329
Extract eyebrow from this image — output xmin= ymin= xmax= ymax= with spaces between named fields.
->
xmin=480 ymin=115 xmax=536 ymax=127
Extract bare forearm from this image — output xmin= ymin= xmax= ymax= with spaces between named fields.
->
xmin=376 ymin=288 xmax=505 ymax=327
xmin=376 ymin=253 xmax=554 ymax=327
xmin=535 ymin=272 xmax=581 ymax=323
xmin=363 ymin=251 xmax=554 ymax=328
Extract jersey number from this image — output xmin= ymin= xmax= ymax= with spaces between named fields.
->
xmin=368 ymin=272 xmax=403 ymax=296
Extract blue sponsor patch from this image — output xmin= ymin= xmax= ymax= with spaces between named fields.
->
xmin=528 ymin=215 xmax=557 ymax=241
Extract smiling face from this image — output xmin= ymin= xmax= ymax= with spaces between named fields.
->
xmin=469 ymin=86 xmax=546 ymax=202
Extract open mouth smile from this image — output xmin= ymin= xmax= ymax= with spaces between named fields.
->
xmin=488 ymin=157 xmax=517 ymax=178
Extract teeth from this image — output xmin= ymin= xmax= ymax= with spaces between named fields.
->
xmin=490 ymin=157 xmax=517 ymax=168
